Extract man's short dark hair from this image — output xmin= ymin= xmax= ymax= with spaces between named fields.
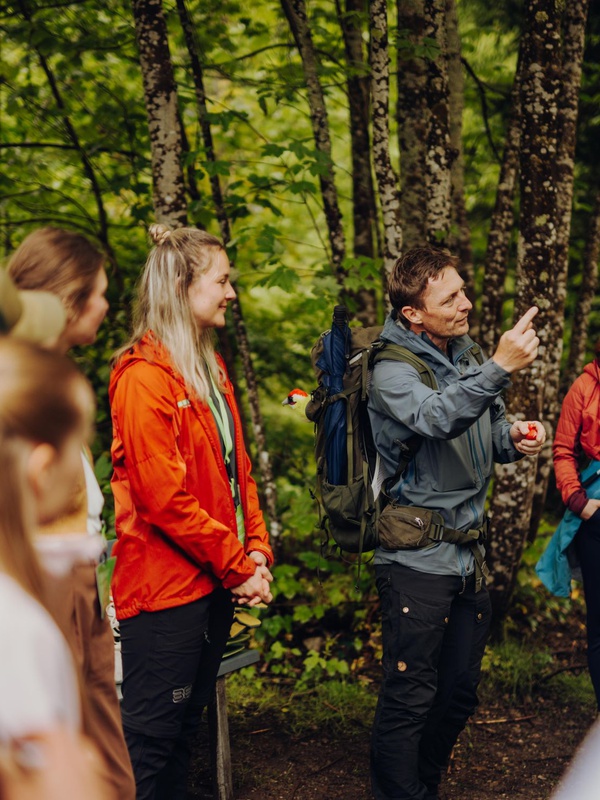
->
xmin=388 ymin=246 xmax=460 ymax=324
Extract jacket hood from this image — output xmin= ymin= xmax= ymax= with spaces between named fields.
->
xmin=583 ymin=359 xmax=600 ymax=382
xmin=109 ymin=332 xmax=182 ymax=402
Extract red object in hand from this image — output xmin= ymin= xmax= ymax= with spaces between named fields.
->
xmin=525 ymin=422 xmax=538 ymax=440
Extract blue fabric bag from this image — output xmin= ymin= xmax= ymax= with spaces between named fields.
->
xmin=536 ymin=460 xmax=600 ymax=597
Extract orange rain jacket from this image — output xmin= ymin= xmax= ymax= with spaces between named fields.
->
xmin=109 ymin=333 xmax=273 ymax=620
xmin=554 ymin=359 xmax=600 ymax=509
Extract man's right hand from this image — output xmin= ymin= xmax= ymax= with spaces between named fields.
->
xmin=492 ymin=306 xmax=540 ymax=373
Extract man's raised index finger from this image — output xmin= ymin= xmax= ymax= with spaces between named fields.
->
xmin=512 ymin=306 xmax=539 ymax=334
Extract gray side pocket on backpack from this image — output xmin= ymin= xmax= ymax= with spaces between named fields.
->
xmin=321 ymin=479 xmax=378 ymax=553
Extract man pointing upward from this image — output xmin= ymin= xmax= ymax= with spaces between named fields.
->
xmin=368 ymin=246 xmax=544 ymax=800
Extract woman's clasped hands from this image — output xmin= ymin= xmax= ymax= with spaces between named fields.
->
xmin=230 ymin=550 xmax=274 ymax=606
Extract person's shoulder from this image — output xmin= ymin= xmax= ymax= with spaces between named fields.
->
xmin=0 ymin=575 xmax=72 ymax=667
xmin=0 ymin=575 xmax=80 ymax=739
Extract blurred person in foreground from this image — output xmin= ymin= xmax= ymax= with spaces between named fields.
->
xmin=8 ymin=228 xmax=135 ymax=799
xmin=0 ymin=267 xmax=65 ymax=345
xmin=0 ymin=338 xmax=111 ymax=799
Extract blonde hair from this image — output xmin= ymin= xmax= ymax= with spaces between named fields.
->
xmin=0 ymin=339 xmax=93 ymax=601
xmin=113 ymin=224 xmax=227 ymax=401
xmin=7 ymin=227 xmax=105 ymax=320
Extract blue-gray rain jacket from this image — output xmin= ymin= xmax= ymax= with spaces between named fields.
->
xmin=368 ymin=315 xmax=522 ymax=577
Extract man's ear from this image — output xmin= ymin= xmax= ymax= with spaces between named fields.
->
xmin=401 ymin=305 xmax=423 ymax=325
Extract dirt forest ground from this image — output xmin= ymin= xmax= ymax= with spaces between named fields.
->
xmin=188 ymin=612 xmax=598 ymax=800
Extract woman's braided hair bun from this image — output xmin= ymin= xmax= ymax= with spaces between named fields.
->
xmin=148 ymin=223 xmax=172 ymax=246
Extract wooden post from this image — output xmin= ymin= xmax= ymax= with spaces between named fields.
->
xmin=208 ymin=676 xmax=233 ymax=800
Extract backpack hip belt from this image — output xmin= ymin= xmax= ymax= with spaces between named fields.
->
xmin=377 ymin=504 xmax=491 ymax=591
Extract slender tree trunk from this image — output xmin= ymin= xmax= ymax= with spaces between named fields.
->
xmin=479 ymin=68 xmax=522 ymax=355
xmin=370 ymin=0 xmax=402 ymax=279
xmin=527 ymin=0 xmax=589 ymax=542
xmin=280 ymin=0 xmax=346 ymax=282
xmin=486 ymin=0 xmax=562 ymax=623
xmin=446 ymin=0 xmax=474 ymax=303
xmin=18 ymin=0 xmax=117 ymax=266
xmin=336 ymin=0 xmax=378 ymax=325
xmin=422 ymin=0 xmax=453 ymax=243
xmin=396 ymin=0 xmax=427 ymax=250
xmin=562 ymin=191 xmax=600 ymax=394
xmin=176 ymin=0 xmax=282 ymax=549
xmin=131 ymin=0 xmax=188 ymax=228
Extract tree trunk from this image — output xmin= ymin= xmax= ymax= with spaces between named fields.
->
xmin=445 ymin=0 xmax=474 ymax=304
xmin=422 ymin=0 xmax=453 ymax=243
xmin=336 ymin=0 xmax=378 ymax=325
xmin=479 ymin=67 xmax=522 ymax=355
xmin=527 ymin=0 xmax=589 ymax=543
xmin=280 ymin=0 xmax=347 ymax=283
xmin=562 ymin=191 xmax=600 ymax=394
xmin=131 ymin=0 xmax=188 ymax=228
xmin=176 ymin=0 xmax=282 ymax=550
xmin=18 ymin=0 xmax=117 ymax=266
xmin=396 ymin=0 xmax=452 ymax=249
xmin=370 ymin=0 xmax=403 ymax=279
xmin=486 ymin=0 xmax=562 ymax=623
xmin=396 ymin=0 xmax=427 ymax=250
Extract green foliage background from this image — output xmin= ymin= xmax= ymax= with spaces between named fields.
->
xmin=2 ymin=0 xmax=600 ymax=685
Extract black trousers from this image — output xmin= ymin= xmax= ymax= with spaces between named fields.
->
xmin=575 ymin=512 xmax=600 ymax=710
xmin=371 ymin=563 xmax=491 ymax=800
xmin=119 ymin=589 xmax=234 ymax=800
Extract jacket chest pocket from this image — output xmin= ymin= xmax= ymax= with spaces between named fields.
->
xmin=423 ymin=438 xmax=478 ymax=493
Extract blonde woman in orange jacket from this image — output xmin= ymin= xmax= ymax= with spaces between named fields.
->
xmin=109 ymin=224 xmax=273 ymax=799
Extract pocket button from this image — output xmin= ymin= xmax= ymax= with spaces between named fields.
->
xmin=402 ymin=606 xmax=409 ymax=614
xmin=397 ymin=661 xmax=408 ymax=672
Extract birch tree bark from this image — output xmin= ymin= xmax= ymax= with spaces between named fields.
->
xmin=396 ymin=0 xmax=452 ymax=249
xmin=131 ymin=0 xmax=188 ymax=228
xmin=371 ymin=0 xmax=402 ymax=278
xmin=176 ymin=0 xmax=282 ymax=549
xmin=561 ymin=192 xmax=600 ymax=394
xmin=527 ymin=0 xmax=590 ymax=541
xmin=486 ymin=0 xmax=562 ymax=621
xmin=422 ymin=0 xmax=452 ymax=243
xmin=280 ymin=0 xmax=346 ymax=282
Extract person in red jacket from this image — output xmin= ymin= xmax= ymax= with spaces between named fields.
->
xmin=554 ymin=344 xmax=600 ymax=708
xmin=109 ymin=223 xmax=274 ymax=799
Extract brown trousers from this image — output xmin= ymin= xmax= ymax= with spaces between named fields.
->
xmin=45 ymin=563 xmax=136 ymax=800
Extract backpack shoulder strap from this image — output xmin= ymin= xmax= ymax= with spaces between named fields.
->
xmin=470 ymin=342 xmax=484 ymax=366
xmin=372 ymin=343 xmax=438 ymax=390
xmin=371 ymin=343 xmax=438 ymax=497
